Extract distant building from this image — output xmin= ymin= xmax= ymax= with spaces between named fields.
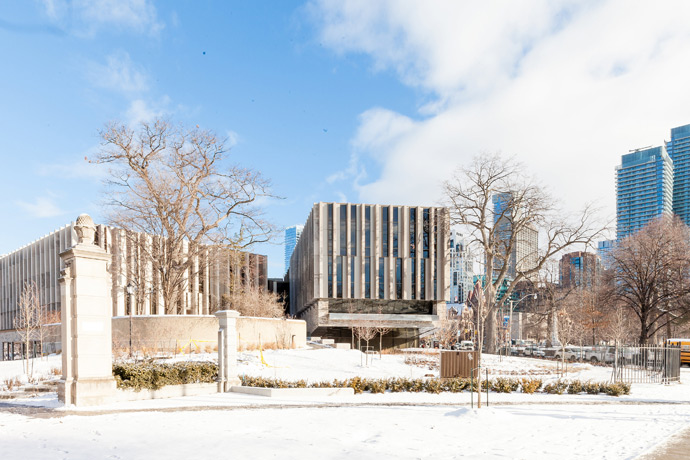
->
xmin=284 ymin=225 xmax=303 ymax=275
xmin=492 ymin=192 xmax=538 ymax=279
xmin=559 ymin=251 xmax=600 ymax=289
xmin=666 ymin=123 xmax=690 ymax=227
xmin=616 ymin=146 xmax=673 ymax=240
xmin=597 ymin=239 xmax=615 ymax=270
xmin=449 ymin=230 xmax=474 ymax=304
xmin=289 ymin=202 xmax=450 ymax=348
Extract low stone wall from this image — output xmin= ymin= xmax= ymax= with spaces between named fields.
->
xmin=111 ymin=315 xmax=306 ymax=354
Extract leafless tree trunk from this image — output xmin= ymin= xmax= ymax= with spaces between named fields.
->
xmin=443 ymin=154 xmax=606 ymax=353
xmin=14 ymin=282 xmax=41 ymax=377
xmin=95 ymin=119 xmax=277 ymax=314
xmin=605 ymin=216 xmax=690 ymax=344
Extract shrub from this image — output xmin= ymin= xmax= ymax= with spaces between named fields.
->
xmin=113 ymin=361 xmax=218 ymax=391
xmin=602 ymin=382 xmax=630 ymax=397
xmin=491 ymin=377 xmax=519 ymax=393
xmin=424 ymin=379 xmax=443 ymax=394
xmin=543 ymin=380 xmax=567 ymax=395
xmin=520 ymin=378 xmax=542 ymax=394
xmin=584 ymin=381 xmax=602 ymax=395
xmin=567 ymin=380 xmax=584 ymax=394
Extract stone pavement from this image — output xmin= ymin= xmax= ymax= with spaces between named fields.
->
xmin=638 ymin=426 xmax=690 ymax=460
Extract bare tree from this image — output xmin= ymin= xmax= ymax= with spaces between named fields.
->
xmin=604 ymin=305 xmax=634 ymax=345
xmin=95 ymin=119 xmax=276 ymax=313
xmin=431 ymin=315 xmax=460 ymax=349
xmin=443 ymin=153 xmax=605 ymax=353
xmin=14 ymin=282 xmax=41 ymax=376
xmin=605 ymin=216 xmax=690 ymax=344
xmin=221 ymin=286 xmax=285 ymax=318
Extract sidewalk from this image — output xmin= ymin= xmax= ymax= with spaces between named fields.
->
xmin=639 ymin=426 xmax=690 ymax=460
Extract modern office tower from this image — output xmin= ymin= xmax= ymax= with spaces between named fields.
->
xmin=559 ymin=251 xmax=600 ymax=289
xmin=289 ymin=202 xmax=450 ymax=348
xmin=449 ymin=230 xmax=474 ymax=304
xmin=616 ymin=146 xmax=673 ymax=240
xmin=597 ymin=240 xmax=615 ymax=270
xmin=666 ymin=123 xmax=690 ymax=226
xmin=492 ymin=192 xmax=539 ymax=279
xmin=284 ymin=225 xmax=303 ymax=275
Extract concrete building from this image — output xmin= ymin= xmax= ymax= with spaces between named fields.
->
xmin=284 ymin=225 xmax=303 ymax=275
xmin=0 ymin=220 xmax=267 ymax=356
xmin=559 ymin=251 xmax=600 ymax=289
xmin=449 ymin=230 xmax=474 ymax=304
xmin=492 ymin=192 xmax=539 ymax=279
xmin=616 ymin=146 xmax=673 ymax=240
xmin=289 ymin=202 xmax=450 ymax=348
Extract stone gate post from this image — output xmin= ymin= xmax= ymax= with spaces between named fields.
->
xmin=58 ymin=214 xmax=116 ymax=406
xmin=215 ymin=310 xmax=241 ymax=392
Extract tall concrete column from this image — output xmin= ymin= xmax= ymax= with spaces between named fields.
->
xmin=215 ymin=310 xmax=241 ymax=392
xmin=58 ymin=214 xmax=116 ymax=406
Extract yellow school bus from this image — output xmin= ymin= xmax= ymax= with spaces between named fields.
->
xmin=667 ymin=338 xmax=690 ymax=366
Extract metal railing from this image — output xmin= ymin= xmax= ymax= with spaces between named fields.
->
xmin=611 ymin=344 xmax=680 ymax=384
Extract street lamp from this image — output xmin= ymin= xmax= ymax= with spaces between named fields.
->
xmin=126 ymin=282 xmax=136 ymax=359
xmin=509 ymin=293 xmax=537 ymax=348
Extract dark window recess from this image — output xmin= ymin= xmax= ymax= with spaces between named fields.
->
xmin=392 ymin=207 xmax=399 ymax=258
xmin=340 ymin=205 xmax=347 ymax=256
xmin=378 ymin=257 xmax=385 ymax=299
xmin=351 ymin=205 xmax=357 ymax=256
xmin=396 ymin=258 xmax=403 ymax=300
xmin=350 ymin=256 xmax=355 ymax=298
xmin=409 ymin=207 xmax=416 ymax=258
xmin=365 ymin=206 xmax=371 ymax=257
xmin=365 ymin=257 xmax=371 ymax=299
xmin=382 ymin=207 xmax=389 ymax=257
xmin=336 ymin=256 xmax=343 ymax=298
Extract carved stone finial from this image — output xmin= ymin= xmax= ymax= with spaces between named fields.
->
xmin=74 ymin=213 xmax=96 ymax=245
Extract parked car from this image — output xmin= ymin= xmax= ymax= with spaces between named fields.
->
xmin=554 ymin=346 xmax=584 ymax=361
xmin=523 ymin=345 xmax=544 ymax=358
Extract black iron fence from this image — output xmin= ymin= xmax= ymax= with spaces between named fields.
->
xmin=611 ymin=344 xmax=680 ymax=384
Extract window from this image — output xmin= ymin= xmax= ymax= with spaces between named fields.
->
xmin=340 ymin=205 xmax=347 ymax=256
xmin=382 ymin=207 xmax=389 ymax=257
xmin=392 ymin=207 xmax=399 ymax=258
xmin=409 ymin=208 xmax=416 ymax=258
xmin=420 ymin=258 xmax=426 ymax=300
xmin=336 ymin=256 xmax=343 ymax=298
xmin=411 ymin=261 xmax=416 ymax=300
xmin=378 ymin=257 xmax=385 ymax=299
xmin=423 ymin=208 xmax=430 ymax=258
xmin=364 ymin=257 xmax=371 ymax=299
xmin=328 ymin=204 xmax=333 ymax=297
xmin=350 ymin=256 xmax=355 ymax=298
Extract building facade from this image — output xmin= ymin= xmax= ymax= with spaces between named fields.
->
xmin=616 ymin=146 xmax=673 ymax=240
xmin=284 ymin=225 xmax=303 ymax=275
xmin=492 ymin=193 xmax=539 ymax=279
xmin=559 ymin=251 xmax=600 ymax=289
xmin=449 ymin=230 xmax=474 ymax=304
xmin=0 ymin=220 xmax=267 ymax=336
xmin=666 ymin=123 xmax=690 ymax=227
xmin=597 ymin=239 xmax=615 ymax=270
xmin=289 ymin=202 xmax=450 ymax=347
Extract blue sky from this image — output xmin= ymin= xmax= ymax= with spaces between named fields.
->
xmin=3 ymin=1 xmax=690 ymax=277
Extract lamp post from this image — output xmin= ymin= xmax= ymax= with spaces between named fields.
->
xmin=509 ymin=293 xmax=537 ymax=349
xmin=126 ymin=282 xmax=136 ymax=359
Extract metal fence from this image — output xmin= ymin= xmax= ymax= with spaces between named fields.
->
xmin=611 ymin=344 xmax=681 ymax=384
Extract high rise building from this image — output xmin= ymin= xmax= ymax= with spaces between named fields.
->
xmin=597 ymin=239 xmax=615 ymax=270
xmin=559 ymin=251 xmax=600 ymax=289
xmin=616 ymin=146 xmax=673 ymax=240
xmin=284 ymin=225 xmax=303 ymax=274
xmin=449 ymin=230 xmax=474 ymax=304
xmin=666 ymin=123 xmax=690 ymax=226
xmin=492 ymin=193 xmax=538 ymax=279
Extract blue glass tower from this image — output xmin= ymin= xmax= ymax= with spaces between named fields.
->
xmin=616 ymin=146 xmax=673 ymax=240
xmin=666 ymin=123 xmax=690 ymax=226
xmin=284 ymin=225 xmax=303 ymax=274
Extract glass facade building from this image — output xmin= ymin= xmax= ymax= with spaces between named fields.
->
xmin=284 ymin=225 xmax=303 ymax=275
xmin=666 ymin=123 xmax=690 ymax=226
xmin=615 ymin=146 xmax=673 ymax=240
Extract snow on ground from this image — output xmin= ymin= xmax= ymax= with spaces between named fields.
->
xmin=2 ymin=349 xmax=690 ymax=459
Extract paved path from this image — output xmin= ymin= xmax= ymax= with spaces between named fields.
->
xmin=638 ymin=426 xmax=690 ymax=460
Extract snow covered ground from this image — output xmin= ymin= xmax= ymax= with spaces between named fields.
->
xmin=1 ymin=349 xmax=689 ymax=459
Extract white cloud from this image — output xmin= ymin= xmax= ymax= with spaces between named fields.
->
xmin=87 ymin=51 xmax=149 ymax=94
xmin=41 ymin=0 xmax=163 ymax=37
xmin=311 ymin=0 xmax=690 ymax=221
xmin=16 ymin=196 xmax=64 ymax=218
xmin=37 ymin=152 xmax=108 ymax=181
xmin=125 ymin=96 xmax=171 ymax=125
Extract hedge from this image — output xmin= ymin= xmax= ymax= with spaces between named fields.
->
xmin=113 ymin=361 xmax=218 ymax=391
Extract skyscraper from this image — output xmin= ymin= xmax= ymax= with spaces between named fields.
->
xmin=284 ymin=225 xmax=303 ymax=274
xmin=449 ymin=230 xmax=474 ymax=304
xmin=492 ymin=192 xmax=538 ymax=280
xmin=666 ymin=123 xmax=690 ymax=226
xmin=615 ymin=146 xmax=673 ymax=240
xmin=559 ymin=251 xmax=600 ymax=289
xmin=597 ymin=239 xmax=615 ymax=270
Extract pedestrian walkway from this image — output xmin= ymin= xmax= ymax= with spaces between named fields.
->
xmin=639 ymin=426 xmax=690 ymax=459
